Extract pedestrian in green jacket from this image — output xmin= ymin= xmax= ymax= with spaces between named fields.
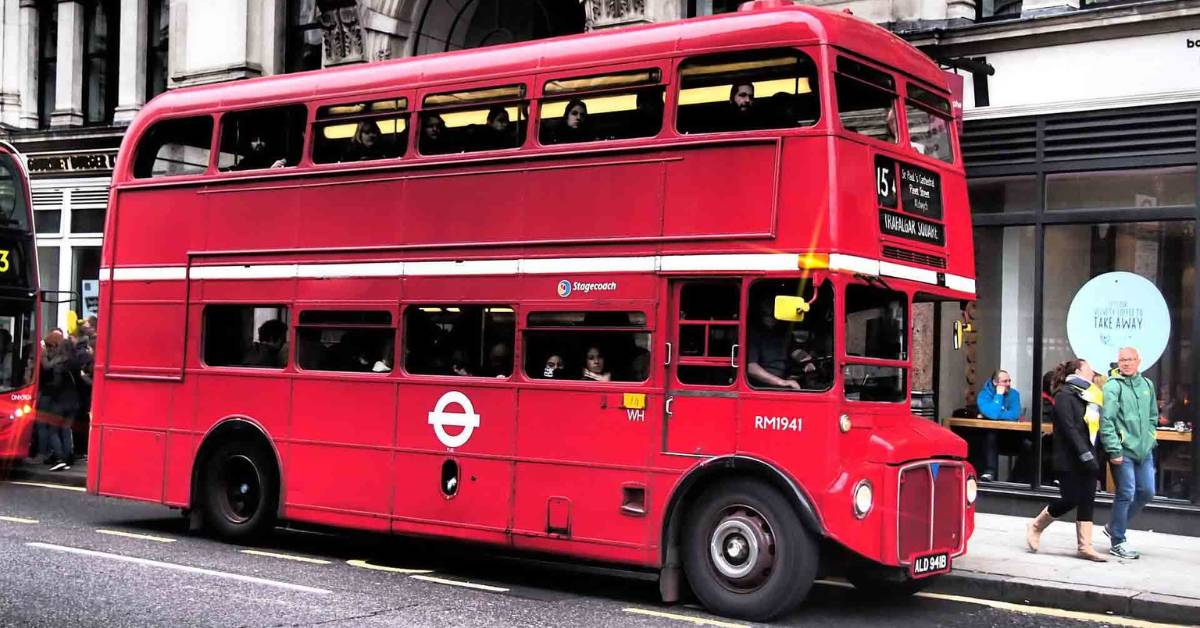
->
xmin=1099 ymin=347 xmax=1158 ymax=559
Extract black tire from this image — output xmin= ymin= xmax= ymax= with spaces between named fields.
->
xmin=682 ymin=478 xmax=818 ymax=622
xmin=201 ymin=439 xmax=278 ymax=542
xmin=847 ymin=564 xmax=933 ymax=599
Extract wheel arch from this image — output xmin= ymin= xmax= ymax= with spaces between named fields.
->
xmin=658 ymin=455 xmax=825 ymax=600
xmin=189 ymin=416 xmax=284 ymax=517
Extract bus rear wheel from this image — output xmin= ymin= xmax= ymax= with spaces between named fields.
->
xmin=682 ymin=479 xmax=817 ymax=621
xmin=201 ymin=440 xmax=278 ymax=542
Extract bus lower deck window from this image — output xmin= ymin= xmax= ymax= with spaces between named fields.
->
xmin=404 ymin=305 xmax=515 ymax=377
xmin=203 ymin=306 xmax=290 ymax=369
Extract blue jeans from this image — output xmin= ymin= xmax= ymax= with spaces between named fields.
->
xmin=1107 ymin=451 xmax=1155 ymax=545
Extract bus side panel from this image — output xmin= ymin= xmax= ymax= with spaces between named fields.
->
xmin=109 ymin=189 xmax=204 ymax=265
xmin=96 ymin=427 xmax=165 ymax=502
xmin=521 ymin=157 xmax=664 ymax=241
xmin=204 ymin=188 xmax=300 ymax=253
xmin=194 ymin=373 xmax=292 ymax=449
xmin=286 ymin=378 xmax=396 ymax=519
xmin=511 ymin=388 xmax=656 ymax=558
xmin=403 ymin=171 xmax=526 ymax=245
xmin=662 ymin=144 xmax=777 ymax=238
xmin=164 ymin=432 xmax=198 ymax=507
xmin=294 ymin=180 xmax=404 ymax=249
xmin=106 ymin=280 xmax=187 ymax=377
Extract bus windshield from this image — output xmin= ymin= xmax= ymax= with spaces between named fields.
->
xmin=0 ymin=154 xmax=30 ymax=231
xmin=0 ymin=300 xmax=35 ymax=393
xmin=843 ymin=284 xmax=908 ymax=403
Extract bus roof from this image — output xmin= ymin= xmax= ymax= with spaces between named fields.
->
xmin=137 ymin=4 xmax=946 ymax=121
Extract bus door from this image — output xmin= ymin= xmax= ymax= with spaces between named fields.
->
xmin=664 ymin=280 xmax=741 ymax=455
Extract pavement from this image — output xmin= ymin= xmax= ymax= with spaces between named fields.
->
xmin=6 ymin=458 xmax=1199 ymax=626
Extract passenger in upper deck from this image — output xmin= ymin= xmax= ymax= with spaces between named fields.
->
xmin=477 ymin=106 xmax=515 ymax=150
xmin=420 ymin=113 xmax=450 ymax=154
xmin=341 ymin=120 xmax=386 ymax=162
xmin=727 ymin=82 xmax=757 ymax=130
xmin=555 ymin=99 xmax=593 ymax=144
xmin=231 ymin=131 xmax=287 ymax=171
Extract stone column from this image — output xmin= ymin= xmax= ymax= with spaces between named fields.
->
xmin=363 ymin=0 xmax=410 ymax=62
xmin=0 ymin=0 xmax=23 ymax=127
xmin=258 ymin=0 xmax=286 ymax=76
xmin=113 ymin=0 xmax=147 ymax=125
xmin=51 ymin=0 xmax=84 ymax=127
xmin=18 ymin=0 xmax=37 ymax=128
xmin=318 ymin=0 xmax=365 ymax=67
xmin=169 ymin=0 xmax=260 ymax=88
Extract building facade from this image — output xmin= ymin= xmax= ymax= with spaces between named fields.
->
xmin=1 ymin=0 xmax=1197 ymax=511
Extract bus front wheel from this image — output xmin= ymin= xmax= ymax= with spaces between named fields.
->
xmin=201 ymin=440 xmax=278 ymax=542
xmin=682 ymin=479 xmax=818 ymax=622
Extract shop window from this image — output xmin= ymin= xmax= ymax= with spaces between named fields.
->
xmin=745 ymin=279 xmax=834 ymax=392
xmin=677 ymin=281 xmax=739 ymax=387
xmin=419 ymin=85 xmax=526 ymax=155
xmin=37 ymin=0 xmax=57 ymax=129
xmin=968 ymin=176 xmax=1039 ymax=214
xmin=836 ymin=57 xmax=897 ymax=143
xmin=203 ymin=306 xmax=289 ymax=369
xmin=540 ymin=69 xmax=663 ymax=144
xmin=133 ymin=116 xmax=214 ymax=178
xmin=1042 ymin=221 xmax=1194 ymax=501
xmin=146 ymin=0 xmax=168 ymax=99
xmin=1046 ymin=166 xmax=1197 ymax=211
xmin=296 ymin=310 xmax=394 ymax=373
xmin=313 ymin=98 xmax=408 ymax=164
xmin=83 ymin=0 xmax=120 ymax=125
xmin=906 ymin=85 xmax=953 ymax=163
xmin=677 ymin=49 xmax=820 ymax=134
xmin=70 ymin=209 xmax=106 ymax=234
xmin=524 ymin=311 xmax=650 ymax=382
xmin=404 ymin=305 xmax=515 ymax=377
xmin=218 ymin=106 xmax=307 ymax=172
xmin=34 ymin=210 xmax=61 ymax=234
xmin=37 ymin=246 xmax=58 ymax=336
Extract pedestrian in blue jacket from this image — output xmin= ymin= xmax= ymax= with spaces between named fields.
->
xmin=976 ymin=369 xmax=1022 ymax=481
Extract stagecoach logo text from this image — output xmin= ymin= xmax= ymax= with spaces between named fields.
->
xmin=557 ymin=279 xmax=618 ymax=297
xmin=755 ymin=415 xmax=802 ymax=433
xmin=428 ymin=391 xmax=480 ymax=449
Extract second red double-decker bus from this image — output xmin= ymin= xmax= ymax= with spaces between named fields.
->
xmin=90 ymin=2 xmax=977 ymax=620
xmin=0 ymin=143 xmax=41 ymax=473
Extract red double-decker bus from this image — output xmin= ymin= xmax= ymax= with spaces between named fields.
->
xmin=90 ymin=2 xmax=977 ymax=620
xmin=0 ymin=143 xmax=41 ymax=472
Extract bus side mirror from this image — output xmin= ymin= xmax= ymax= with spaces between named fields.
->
xmin=952 ymin=319 xmax=974 ymax=350
xmin=774 ymin=295 xmax=810 ymax=322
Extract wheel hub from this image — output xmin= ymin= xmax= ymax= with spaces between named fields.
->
xmin=708 ymin=506 xmax=775 ymax=591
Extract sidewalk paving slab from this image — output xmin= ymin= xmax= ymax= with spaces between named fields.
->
xmin=929 ymin=512 xmax=1200 ymax=625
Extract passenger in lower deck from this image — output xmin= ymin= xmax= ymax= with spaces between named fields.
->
xmin=582 ymin=346 xmax=612 ymax=382
xmin=243 ymin=320 xmax=288 ymax=368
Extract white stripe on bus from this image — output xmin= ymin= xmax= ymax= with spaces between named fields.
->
xmin=880 ymin=260 xmax=939 ymax=285
xmin=945 ymin=273 xmax=975 ymax=294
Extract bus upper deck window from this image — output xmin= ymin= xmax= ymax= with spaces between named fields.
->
xmin=835 ymin=57 xmax=897 ymax=144
xmin=132 ymin=116 xmax=214 ymax=178
xmin=217 ymin=105 xmax=307 ymax=172
xmin=677 ymin=49 xmax=819 ymax=135
xmin=539 ymin=69 xmax=664 ymax=145
xmin=419 ymin=84 xmax=527 ymax=155
xmin=313 ymin=98 xmax=409 ymax=164
xmin=906 ymin=84 xmax=954 ymax=163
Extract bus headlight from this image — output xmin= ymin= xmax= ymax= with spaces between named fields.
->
xmin=852 ymin=480 xmax=873 ymax=518
xmin=966 ymin=475 xmax=978 ymax=505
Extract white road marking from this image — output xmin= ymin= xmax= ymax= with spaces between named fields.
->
xmin=96 ymin=529 xmax=177 ymax=543
xmin=0 ymin=515 xmax=38 ymax=524
xmin=5 ymin=481 xmax=86 ymax=492
xmin=27 ymin=542 xmax=331 ymax=594
xmin=816 ymin=579 xmax=1186 ymax=628
xmin=917 ymin=591 xmax=1191 ymax=628
xmin=622 ymin=607 xmax=747 ymax=627
xmin=345 ymin=559 xmax=431 ymax=574
xmin=242 ymin=549 xmax=331 ymax=565
xmin=410 ymin=574 xmax=509 ymax=593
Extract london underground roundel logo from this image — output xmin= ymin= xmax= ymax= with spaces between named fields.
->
xmin=427 ymin=391 xmax=479 ymax=449
xmin=557 ymin=280 xmax=572 ymax=298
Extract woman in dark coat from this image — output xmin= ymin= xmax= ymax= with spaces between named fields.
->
xmin=1025 ymin=358 xmax=1107 ymax=561
xmin=36 ymin=332 xmax=80 ymax=471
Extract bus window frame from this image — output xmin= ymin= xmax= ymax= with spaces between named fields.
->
xmin=838 ymin=278 xmax=912 ymax=405
xmin=902 ymin=80 xmax=957 ymax=166
xmin=672 ymin=45 xmax=825 ymax=138
xmin=308 ymin=89 xmax=417 ymax=169
xmin=129 ymin=113 xmax=221 ymax=182
xmin=533 ymin=59 xmax=671 ymax=148
xmin=519 ymin=303 xmax=655 ymax=386
xmin=415 ymin=80 xmax=530 ymax=158
xmin=742 ymin=273 xmax=836 ymax=395
xmin=211 ymin=101 xmax=314 ymax=176
xmin=399 ymin=302 xmax=519 ymax=381
xmin=832 ymin=52 xmax=902 ymax=149
xmin=292 ymin=304 xmax=399 ymax=376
